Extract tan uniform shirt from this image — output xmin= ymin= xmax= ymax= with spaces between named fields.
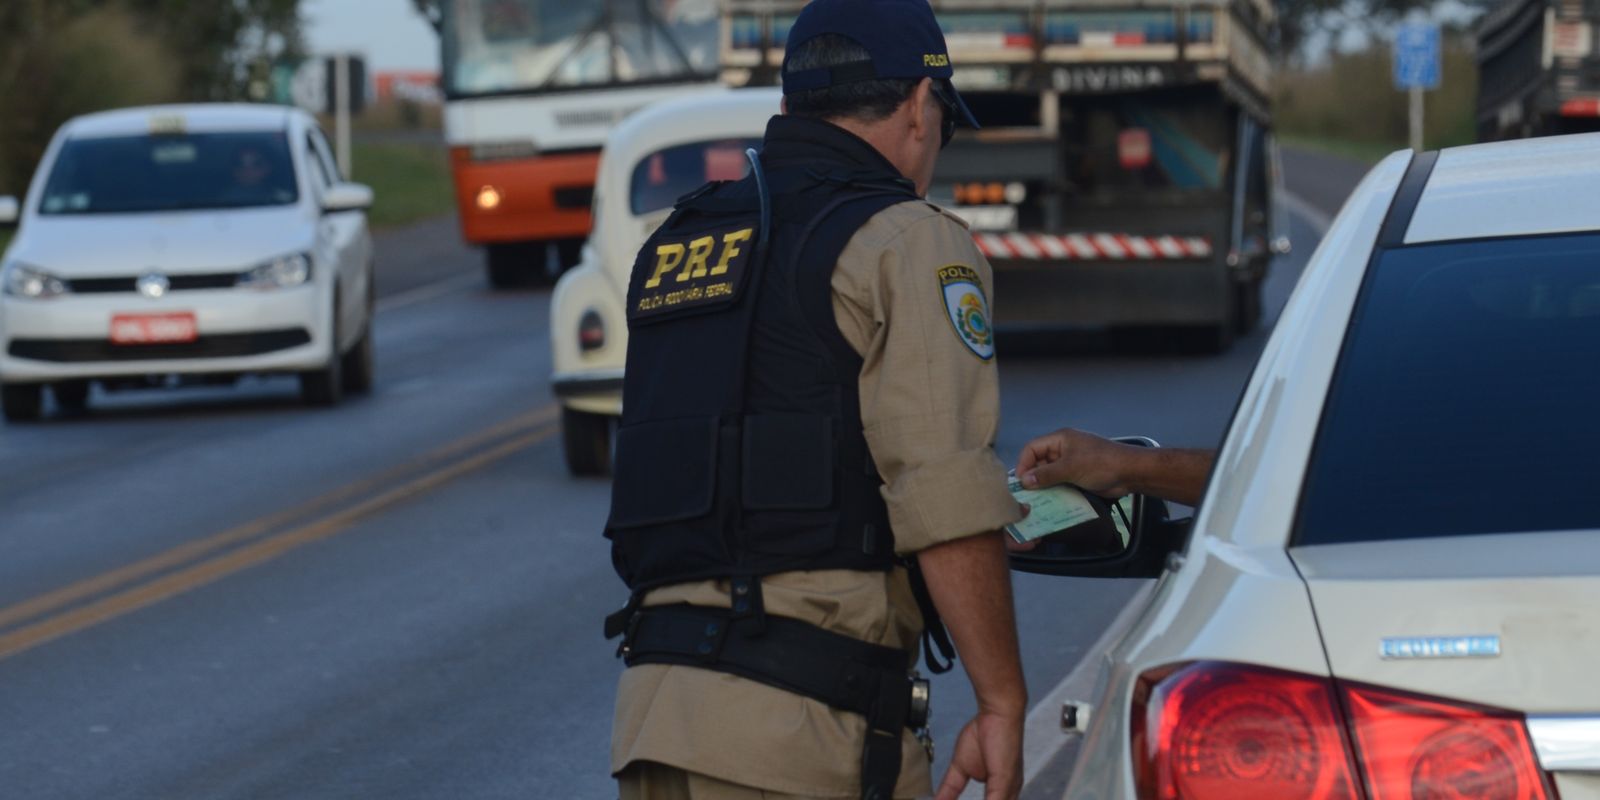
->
xmin=611 ymin=200 xmax=1024 ymax=798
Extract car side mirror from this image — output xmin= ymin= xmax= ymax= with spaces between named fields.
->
xmin=322 ymin=183 xmax=373 ymax=214
xmin=0 ymin=196 xmax=19 ymax=226
xmin=1008 ymin=437 xmax=1192 ymax=580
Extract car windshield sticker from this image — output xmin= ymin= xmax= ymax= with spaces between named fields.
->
xmin=630 ymin=226 xmax=755 ymax=322
xmin=939 ymin=264 xmax=994 ymax=361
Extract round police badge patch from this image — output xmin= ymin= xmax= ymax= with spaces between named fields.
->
xmin=937 ymin=264 xmax=994 ymax=360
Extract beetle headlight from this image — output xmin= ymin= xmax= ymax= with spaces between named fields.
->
xmin=238 ymin=253 xmax=311 ymax=290
xmin=2 ymin=261 xmax=68 ymax=299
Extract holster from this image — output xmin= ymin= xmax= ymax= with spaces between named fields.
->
xmin=618 ymin=603 xmax=930 ymax=800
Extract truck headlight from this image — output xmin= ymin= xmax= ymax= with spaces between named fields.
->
xmin=2 ymin=261 xmax=68 ymax=299
xmin=238 ymin=253 xmax=311 ymax=290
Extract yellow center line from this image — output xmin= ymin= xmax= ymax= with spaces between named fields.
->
xmin=0 ymin=404 xmax=558 ymax=634
xmin=0 ymin=421 xmax=560 ymax=662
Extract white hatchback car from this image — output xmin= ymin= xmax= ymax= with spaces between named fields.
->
xmin=1017 ymin=133 xmax=1600 ymax=799
xmin=549 ymin=88 xmax=779 ymax=475
xmin=0 ymin=104 xmax=376 ymax=421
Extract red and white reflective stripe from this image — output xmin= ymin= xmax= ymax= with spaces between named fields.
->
xmin=972 ymin=232 xmax=1213 ymax=261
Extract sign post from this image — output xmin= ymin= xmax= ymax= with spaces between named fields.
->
xmin=1394 ymin=22 xmax=1442 ymax=152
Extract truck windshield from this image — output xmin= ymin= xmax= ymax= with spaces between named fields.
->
xmin=1296 ymin=232 xmax=1600 ymax=545
xmin=39 ymin=131 xmax=298 ymax=215
xmin=443 ymin=0 xmax=719 ymax=96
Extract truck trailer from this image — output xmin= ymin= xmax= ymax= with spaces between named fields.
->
xmin=720 ymin=0 xmax=1288 ymax=350
xmin=1477 ymin=0 xmax=1600 ymax=141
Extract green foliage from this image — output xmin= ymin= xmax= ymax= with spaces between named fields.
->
xmin=0 ymin=5 xmax=182 ymax=193
xmin=350 ymin=141 xmax=454 ymax=230
xmin=1276 ymin=33 xmax=1480 ymax=153
xmin=0 ymin=0 xmax=304 ymax=195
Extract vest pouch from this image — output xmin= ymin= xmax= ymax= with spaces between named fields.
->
xmin=742 ymin=414 xmax=835 ymax=510
xmin=609 ymin=417 xmax=721 ymax=529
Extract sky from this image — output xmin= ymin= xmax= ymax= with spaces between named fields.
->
xmin=302 ymin=0 xmax=441 ymax=72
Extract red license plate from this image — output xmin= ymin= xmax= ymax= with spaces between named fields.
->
xmin=110 ymin=313 xmax=198 ymax=345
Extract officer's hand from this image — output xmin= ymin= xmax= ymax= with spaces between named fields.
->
xmin=935 ymin=710 xmax=1024 ymax=800
xmin=1015 ymin=428 xmax=1136 ymax=498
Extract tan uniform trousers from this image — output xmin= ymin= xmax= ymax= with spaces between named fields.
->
xmin=619 ymin=762 xmax=831 ymax=800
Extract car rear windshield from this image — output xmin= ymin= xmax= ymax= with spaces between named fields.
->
xmin=39 ymin=131 xmax=298 ymax=215
xmin=1296 ymin=233 xmax=1600 ymax=546
xmin=630 ymin=138 xmax=761 ymax=216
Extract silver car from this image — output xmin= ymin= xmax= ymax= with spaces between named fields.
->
xmin=1018 ymin=132 xmax=1600 ymax=799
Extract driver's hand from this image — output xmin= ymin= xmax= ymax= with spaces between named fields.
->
xmin=1015 ymin=428 xmax=1136 ymax=498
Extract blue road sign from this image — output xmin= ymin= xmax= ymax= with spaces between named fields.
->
xmin=1394 ymin=22 xmax=1441 ymax=90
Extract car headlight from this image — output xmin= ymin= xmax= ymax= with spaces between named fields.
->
xmin=2 ymin=261 xmax=68 ymax=299
xmin=238 ymin=253 xmax=312 ymax=290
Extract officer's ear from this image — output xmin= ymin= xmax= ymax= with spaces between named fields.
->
xmin=780 ymin=96 xmax=788 ymax=115
xmin=906 ymin=78 xmax=936 ymax=146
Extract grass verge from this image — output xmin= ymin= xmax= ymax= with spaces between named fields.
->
xmin=348 ymin=140 xmax=455 ymax=230
xmin=1278 ymin=134 xmax=1401 ymax=166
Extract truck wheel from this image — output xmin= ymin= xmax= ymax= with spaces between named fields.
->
xmin=562 ymin=407 xmax=612 ymax=477
xmin=53 ymin=381 xmax=90 ymax=414
xmin=1 ymin=382 xmax=44 ymax=422
xmin=1232 ymin=279 xmax=1263 ymax=335
xmin=486 ymin=244 xmax=527 ymax=289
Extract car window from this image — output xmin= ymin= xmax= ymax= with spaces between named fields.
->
xmin=629 ymin=138 xmax=761 ymax=216
xmin=1295 ymin=233 xmax=1600 ymax=546
xmin=40 ymin=131 xmax=298 ymax=215
xmin=308 ymin=128 xmax=342 ymax=183
xmin=304 ymin=134 xmax=334 ymax=189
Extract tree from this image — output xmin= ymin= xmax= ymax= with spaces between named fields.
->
xmin=122 ymin=0 xmax=305 ymax=100
xmin=412 ymin=0 xmax=442 ymax=31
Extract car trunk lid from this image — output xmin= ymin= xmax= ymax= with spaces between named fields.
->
xmin=1292 ymin=530 xmax=1600 ymax=796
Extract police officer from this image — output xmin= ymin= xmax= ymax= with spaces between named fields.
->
xmin=605 ymin=1 xmax=1027 ymax=798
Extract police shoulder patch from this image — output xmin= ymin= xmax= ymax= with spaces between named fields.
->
xmin=937 ymin=264 xmax=994 ymax=361
xmin=630 ymin=225 xmax=757 ymax=323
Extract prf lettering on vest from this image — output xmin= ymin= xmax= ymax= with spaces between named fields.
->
xmin=633 ymin=226 xmax=757 ymax=320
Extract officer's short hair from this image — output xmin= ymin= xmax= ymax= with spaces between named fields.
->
xmin=784 ymin=34 xmax=920 ymax=123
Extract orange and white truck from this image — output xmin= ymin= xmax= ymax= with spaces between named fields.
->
xmin=431 ymin=0 xmax=721 ymax=287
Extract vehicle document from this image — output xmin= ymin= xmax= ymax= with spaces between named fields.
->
xmin=1005 ymin=470 xmax=1103 ymax=543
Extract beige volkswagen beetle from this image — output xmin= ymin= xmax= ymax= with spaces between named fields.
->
xmin=548 ymin=88 xmax=779 ymax=475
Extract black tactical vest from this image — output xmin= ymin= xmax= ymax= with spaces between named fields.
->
xmin=606 ymin=117 xmax=922 ymax=593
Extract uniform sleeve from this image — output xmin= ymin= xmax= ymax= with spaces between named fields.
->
xmin=835 ymin=209 xmax=1024 ymax=554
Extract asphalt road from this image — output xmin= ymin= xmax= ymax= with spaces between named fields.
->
xmin=0 ymin=149 xmax=1368 ymax=799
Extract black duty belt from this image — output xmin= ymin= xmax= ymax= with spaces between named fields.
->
xmin=620 ymin=603 xmax=930 ymax=800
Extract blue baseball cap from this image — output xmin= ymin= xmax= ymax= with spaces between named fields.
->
xmin=781 ymin=0 xmax=980 ymax=130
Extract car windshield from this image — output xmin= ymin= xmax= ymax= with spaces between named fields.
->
xmin=629 ymin=138 xmax=761 ymax=216
xmin=443 ymin=0 xmax=719 ymax=96
xmin=39 ymin=131 xmax=299 ymax=215
xmin=1296 ymin=232 xmax=1600 ymax=546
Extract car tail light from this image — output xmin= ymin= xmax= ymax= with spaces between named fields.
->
xmin=578 ymin=310 xmax=605 ymax=352
xmin=1343 ymin=684 xmax=1556 ymax=800
xmin=1134 ymin=662 xmax=1558 ymax=800
xmin=1134 ymin=662 xmax=1362 ymax=800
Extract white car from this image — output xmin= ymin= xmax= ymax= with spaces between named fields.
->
xmin=549 ymin=88 xmax=778 ymax=475
xmin=1018 ymin=133 xmax=1600 ymax=799
xmin=0 ymin=104 xmax=376 ymax=421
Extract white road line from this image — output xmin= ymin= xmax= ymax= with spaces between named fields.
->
xmin=1280 ymin=190 xmax=1334 ymax=237
xmin=375 ymin=271 xmax=483 ymax=314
